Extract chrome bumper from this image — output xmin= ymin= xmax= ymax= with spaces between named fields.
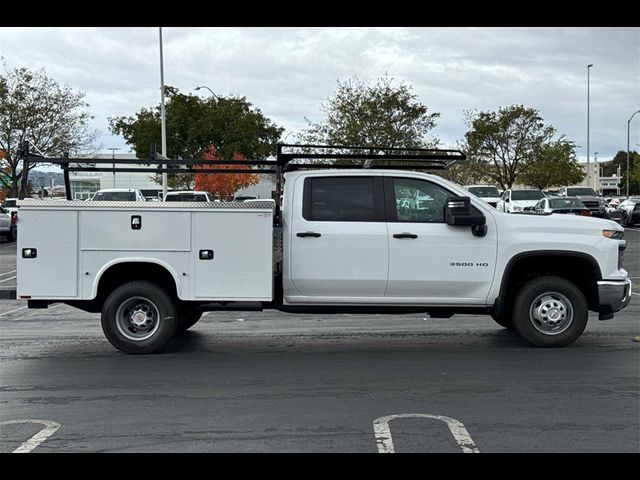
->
xmin=597 ymin=278 xmax=632 ymax=320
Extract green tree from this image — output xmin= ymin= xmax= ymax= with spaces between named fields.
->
xmin=109 ymin=87 xmax=283 ymax=187
xmin=600 ymin=150 xmax=639 ymax=195
xmin=461 ymin=105 xmax=577 ymax=190
xmin=301 ymin=75 xmax=439 ymax=150
xmin=0 ymin=60 xmax=95 ymax=196
xmin=517 ymin=139 xmax=584 ymax=190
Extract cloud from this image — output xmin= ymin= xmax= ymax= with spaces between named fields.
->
xmin=1 ymin=27 xmax=638 ymax=161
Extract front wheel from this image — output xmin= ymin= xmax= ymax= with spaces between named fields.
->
xmin=512 ymin=276 xmax=588 ymax=347
xmin=622 ymin=212 xmax=630 ymax=227
xmin=101 ymin=281 xmax=177 ymax=354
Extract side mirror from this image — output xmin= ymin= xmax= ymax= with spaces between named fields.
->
xmin=505 ymin=197 xmax=510 ymax=202
xmin=444 ymin=196 xmax=486 ymax=233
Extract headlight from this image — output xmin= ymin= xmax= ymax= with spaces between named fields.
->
xmin=602 ymin=229 xmax=624 ymax=239
xmin=599 ymin=198 xmax=607 ymax=206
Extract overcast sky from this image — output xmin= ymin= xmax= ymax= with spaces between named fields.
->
xmin=1 ymin=27 xmax=638 ymax=163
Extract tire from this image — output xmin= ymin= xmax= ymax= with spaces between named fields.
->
xmin=512 ymin=276 xmax=588 ymax=347
xmin=101 ymin=281 xmax=177 ymax=354
xmin=177 ymin=309 xmax=203 ymax=332
xmin=622 ymin=212 xmax=630 ymax=228
xmin=490 ymin=311 xmax=514 ymax=330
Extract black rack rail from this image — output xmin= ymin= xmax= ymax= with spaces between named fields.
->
xmin=15 ymin=142 xmax=465 ymax=222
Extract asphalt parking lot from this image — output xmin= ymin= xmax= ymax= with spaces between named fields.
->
xmin=0 ymin=231 xmax=638 ymax=453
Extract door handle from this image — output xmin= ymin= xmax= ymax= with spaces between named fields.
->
xmin=296 ymin=231 xmax=321 ymax=238
xmin=393 ymin=233 xmax=418 ymax=239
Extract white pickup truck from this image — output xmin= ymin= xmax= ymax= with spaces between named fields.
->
xmin=14 ymin=145 xmax=632 ymax=354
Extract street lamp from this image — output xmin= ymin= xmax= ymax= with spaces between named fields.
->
xmin=587 ymin=64 xmax=594 ymax=188
xmin=195 ymin=86 xmax=218 ymax=99
xmin=627 ymin=110 xmax=640 ymax=196
xmin=107 ymin=147 xmax=120 ymax=188
xmin=159 ymin=27 xmax=168 ymax=199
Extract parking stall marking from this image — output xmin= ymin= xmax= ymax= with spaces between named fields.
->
xmin=373 ymin=414 xmax=480 ymax=453
xmin=0 ymin=270 xmax=16 ymax=277
xmin=0 ymin=276 xmax=16 ymax=284
xmin=0 ymin=305 xmax=28 ymax=317
xmin=0 ymin=420 xmax=61 ymax=453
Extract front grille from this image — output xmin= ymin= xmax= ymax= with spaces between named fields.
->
xmin=582 ymin=201 xmax=599 ymax=208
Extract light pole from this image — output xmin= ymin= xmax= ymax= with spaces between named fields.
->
xmin=107 ymin=147 xmax=120 ymax=188
xmin=159 ymin=27 xmax=168 ymax=199
xmin=587 ymin=64 xmax=594 ymax=189
xmin=627 ymin=110 xmax=640 ymax=196
xmin=195 ymin=86 xmax=218 ymax=99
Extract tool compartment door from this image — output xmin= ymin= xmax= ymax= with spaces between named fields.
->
xmin=17 ymin=209 xmax=78 ymax=298
xmin=192 ymin=210 xmax=273 ymax=300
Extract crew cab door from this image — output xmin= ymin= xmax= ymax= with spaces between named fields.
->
xmin=384 ymin=176 xmax=497 ymax=304
xmin=287 ymin=175 xmax=388 ymax=299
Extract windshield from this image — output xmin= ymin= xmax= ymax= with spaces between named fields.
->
xmin=4 ymin=200 xmax=16 ymax=207
xmin=92 ymin=191 xmax=136 ymax=201
xmin=166 ymin=193 xmax=207 ymax=202
xmin=549 ymin=198 xmax=584 ymax=209
xmin=567 ymin=188 xmax=597 ymax=196
xmin=511 ymin=190 xmax=545 ymax=201
xmin=467 ymin=186 xmax=500 ymax=197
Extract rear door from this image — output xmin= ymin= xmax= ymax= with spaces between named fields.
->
xmin=384 ymin=175 xmax=498 ymax=303
xmin=288 ymin=175 xmax=388 ymax=299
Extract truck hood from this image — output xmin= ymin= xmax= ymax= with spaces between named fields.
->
xmin=510 ymin=200 xmax=540 ymax=208
xmin=571 ymin=195 xmax=600 ymax=202
xmin=479 ymin=196 xmax=501 ymax=204
xmin=496 ymin=208 xmax=621 ymax=233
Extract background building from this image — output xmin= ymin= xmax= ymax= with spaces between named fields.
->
xmin=69 ymin=153 xmax=159 ymax=200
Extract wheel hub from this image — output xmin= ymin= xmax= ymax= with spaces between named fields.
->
xmin=115 ymin=297 xmax=160 ymax=341
xmin=530 ymin=292 xmax=573 ymax=335
xmin=131 ymin=308 xmax=150 ymax=328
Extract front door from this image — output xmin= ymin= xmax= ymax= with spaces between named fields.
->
xmin=288 ymin=175 xmax=388 ymax=299
xmin=385 ymin=176 xmax=497 ymax=304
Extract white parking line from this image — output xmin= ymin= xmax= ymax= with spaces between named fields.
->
xmin=0 ymin=276 xmax=16 ymax=283
xmin=0 ymin=305 xmax=28 ymax=317
xmin=0 ymin=420 xmax=61 ymax=453
xmin=0 ymin=270 xmax=17 ymax=277
xmin=632 ymin=292 xmax=640 ymax=297
xmin=373 ymin=414 xmax=480 ymax=453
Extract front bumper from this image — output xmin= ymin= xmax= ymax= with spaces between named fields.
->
xmin=597 ymin=278 xmax=632 ymax=320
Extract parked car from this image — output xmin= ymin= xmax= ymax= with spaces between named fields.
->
xmin=609 ymin=197 xmax=640 ymax=227
xmin=163 ymin=191 xmax=211 ymax=202
xmin=0 ymin=206 xmax=17 ymax=242
xmin=90 ymin=188 xmax=146 ymax=201
xmin=558 ymin=186 xmax=608 ymax=218
xmin=2 ymin=197 xmax=18 ymax=216
xmin=496 ymin=189 xmax=545 ymax=213
xmin=463 ymin=185 xmax=501 ymax=208
xmin=534 ymin=197 xmax=592 ymax=216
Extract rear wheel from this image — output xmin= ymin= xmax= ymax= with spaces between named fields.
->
xmin=101 ymin=281 xmax=177 ymax=354
xmin=512 ymin=276 xmax=588 ymax=347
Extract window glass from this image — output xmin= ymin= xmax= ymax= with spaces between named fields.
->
xmin=511 ymin=190 xmax=545 ymax=200
xmin=307 ymin=177 xmax=379 ymax=222
xmin=392 ymin=178 xmax=449 ymax=223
